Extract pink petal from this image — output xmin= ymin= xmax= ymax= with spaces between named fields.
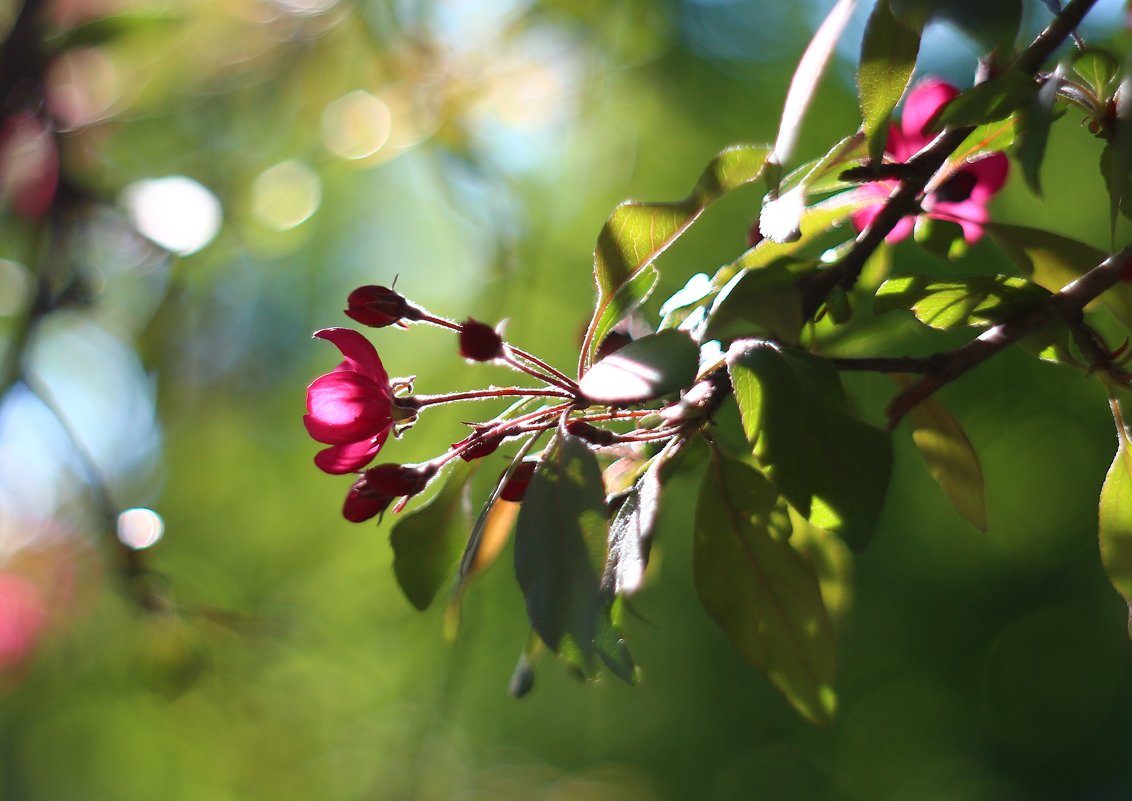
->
xmin=313 ymin=328 xmax=390 ymax=389
xmin=964 ymin=152 xmax=1009 ymax=201
xmin=886 ymin=216 xmax=916 ymax=243
xmin=885 ymin=124 xmax=918 ymax=162
xmin=0 ymin=573 xmax=47 ymax=671
xmin=304 ymin=371 xmax=392 ymax=444
xmin=851 ymin=203 xmax=883 ymax=233
xmin=928 ymin=201 xmax=988 ymax=243
xmin=314 ymin=434 xmax=389 ymax=475
xmin=902 ymin=79 xmax=960 ymax=140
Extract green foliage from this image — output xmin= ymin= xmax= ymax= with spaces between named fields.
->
xmin=1100 ymin=399 xmax=1132 ymax=638
xmin=579 ymin=330 xmax=701 ymax=405
xmin=859 ymin=0 xmax=922 ymax=163
xmin=726 ymin=342 xmax=893 ymax=551
xmin=693 ymin=450 xmax=837 ymax=725
xmin=874 ymin=273 xmax=1047 ymax=330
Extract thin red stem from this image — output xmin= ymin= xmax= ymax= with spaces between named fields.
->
xmin=413 ymin=387 xmax=574 ymax=407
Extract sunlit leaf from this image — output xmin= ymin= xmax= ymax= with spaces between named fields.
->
xmin=1099 ymin=398 xmax=1132 ymax=638
xmin=770 ymin=0 xmax=859 ymax=171
xmin=873 ymin=273 xmax=1046 ymax=330
xmin=514 ymin=432 xmax=608 ymax=659
xmin=594 ymin=598 xmax=638 ymax=685
xmin=693 ymin=451 xmax=837 ymax=724
xmin=703 ymin=262 xmax=808 ymax=345
xmin=582 ymin=145 xmax=772 ymax=369
xmin=985 ymin=223 xmax=1132 ymax=327
xmin=390 ymin=461 xmax=477 ymax=611
xmin=913 ymin=216 xmax=967 ymax=260
xmin=895 ymin=377 xmax=987 ymax=530
xmin=787 ymin=509 xmax=854 ymax=624
xmin=1071 ymin=48 xmax=1120 ymax=99
xmin=579 ymin=330 xmax=700 ymax=406
xmin=859 ymin=0 xmax=922 ymax=163
xmin=932 ymin=72 xmax=1038 ymax=130
xmin=726 ymin=341 xmax=892 ymax=550
xmin=950 ymin=116 xmax=1017 ymax=165
xmin=713 ymin=192 xmax=870 ymax=288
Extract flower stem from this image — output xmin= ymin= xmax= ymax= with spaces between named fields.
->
xmin=413 ymin=387 xmax=575 ymax=408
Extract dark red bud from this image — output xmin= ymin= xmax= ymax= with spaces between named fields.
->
xmin=499 ymin=461 xmax=538 ymax=502
xmin=454 ymin=429 xmax=504 ymax=461
xmin=459 ymin=318 xmax=505 ymax=361
xmin=343 ymin=475 xmax=394 ymax=523
xmin=565 ymin=418 xmax=619 ymax=446
xmin=345 ymin=285 xmax=420 ymax=328
xmin=595 ymin=330 xmax=633 ymax=361
xmin=362 ymin=462 xmax=438 ymax=498
xmin=746 ymin=219 xmax=764 ymax=249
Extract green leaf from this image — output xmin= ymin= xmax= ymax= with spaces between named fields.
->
xmin=726 ymin=341 xmax=893 ymax=550
xmin=891 ymin=0 xmax=1021 ymax=52
xmin=932 ymin=72 xmax=1038 ymax=130
xmin=788 ymin=509 xmax=854 ymax=623
xmin=1015 ymin=77 xmax=1062 ymax=196
xmin=582 ymin=145 xmax=772 ymax=368
xmin=896 ymin=379 xmax=987 ymax=530
xmin=913 ymin=216 xmax=968 ymax=261
xmin=693 ymin=451 xmax=837 ymax=724
xmin=985 ymin=223 xmax=1132 ymax=328
xmin=390 ymin=461 xmax=477 ymax=611
xmin=769 ymin=0 xmax=858 ymax=171
xmin=579 ymin=330 xmax=700 ymax=406
xmin=950 ymin=116 xmax=1017 ymax=165
xmin=703 ymin=262 xmax=807 ymax=345
xmin=714 ymin=192 xmax=872 ymax=288
xmin=514 ymin=432 xmax=609 ymax=659
xmin=873 ymin=273 xmax=1046 ymax=330
xmin=1099 ymin=399 xmax=1132 ymax=639
xmin=859 ymin=0 xmax=922 ymax=163
xmin=1071 ymin=49 xmax=1120 ymax=99
xmin=1101 ymin=72 xmax=1132 ymax=231
xmin=594 ymin=598 xmax=638 ymax=685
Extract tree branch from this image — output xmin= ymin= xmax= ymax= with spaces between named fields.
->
xmin=886 ymin=247 xmax=1132 ymax=426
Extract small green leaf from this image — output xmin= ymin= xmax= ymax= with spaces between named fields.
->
xmin=726 ymin=342 xmax=892 ymax=550
xmin=859 ymin=0 xmax=922 ymax=163
xmin=1099 ymin=398 xmax=1132 ymax=639
xmin=694 ymin=451 xmax=837 ymax=724
xmin=579 ymin=330 xmax=700 ymax=406
xmin=932 ymin=72 xmax=1038 ymax=130
xmin=874 ymin=273 xmax=1046 ymax=330
xmin=390 ymin=461 xmax=477 ymax=611
xmin=704 ymin=262 xmax=807 ymax=344
xmin=913 ymin=216 xmax=968 ymax=260
xmin=594 ymin=599 xmax=638 ymax=685
xmin=950 ymin=116 xmax=1017 ymax=165
xmin=986 ymin=223 xmax=1132 ymax=328
xmin=582 ymin=145 xmax=772 ymax=368
xmin=1071 ymin=49 xmax=1120 ymax=99
xmin=896 ymin=379 xmax=987 ymax=530
xmin=514 ymin=433 xmax=608 ymax=659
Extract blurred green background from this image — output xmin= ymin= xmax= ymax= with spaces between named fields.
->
xmin=2 ymin=0 xmax=1132 ymax=799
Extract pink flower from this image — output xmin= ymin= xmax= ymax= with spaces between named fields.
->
xmin=852 ymin=79 xmax=1009 ymax=244
xmin=0 ymin=573 xmax=48 ymax=673
xmin=304 ymin=327 xmax=395 ymax=474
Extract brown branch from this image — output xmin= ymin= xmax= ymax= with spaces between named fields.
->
xmin=886 ymin=247 xmax=1132 ymax=426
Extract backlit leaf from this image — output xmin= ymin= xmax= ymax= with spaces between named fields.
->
xmin=1071 ymin=48 xmax=1119 ymax=99
xmin=859 ymin=0 xmax=922 ymax=163
xmin=874 ymin=273 xmax=1046 ymax=330
xmin=932 ymin=72 xmax=1038 ymax=130
xmin=390 ymin=461 xmax=477 ymax=611
xmin=1099 ymin=398 xmax=1132 ymax=638
xmin=579 ymin=330 xmax=700 ymax=406
xmin=582 ymin=145 xmax=772 ymax=369
xmin=985 ymin=223 xmax=1132 ymax=328
xmin=896 ymin=378 xmax=987 ymax=530
xmin=693 ymin=451 xmax=837 ymax=724
xmin=514 ymin=432 xmax=608 ymax=658
xmin=704 ymin=262 xmax=808 ymax=345
xmin=726 ymin=341 xmax=892 ymax=550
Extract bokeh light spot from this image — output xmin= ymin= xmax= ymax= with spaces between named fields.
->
xmin=116 ymin=508 xmax=164 ymax=551
xmin=123 ymin=176 xmax=222 ymax=256
xmin=252 ymin=159 xmax=321 ymax=231
xmin=322 ymin=90 xmax=392 ymax=161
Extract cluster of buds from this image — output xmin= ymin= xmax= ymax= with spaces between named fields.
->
xmin=304 ymin=285 xmax=714 ymax=523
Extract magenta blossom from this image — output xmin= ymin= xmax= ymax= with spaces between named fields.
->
xmin=304 ymin=327 xmax=395 ymax=474
xmin=852 ymin=79 xmax=1009 ymax=244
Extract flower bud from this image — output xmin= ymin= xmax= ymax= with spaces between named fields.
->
xmin=454 ymin=427 xmax=504 ymax=461
xmin=459 ymin=318 xmax=505 ymax=362
xmin=363 ymin=462 xmax=438 ymax=498
xmin=499 ymin=460 xmax=538 ymax=502
xmin=342 ymin=474 xmax=394 ymax=523
xmin=345 ymin=286 xmax=420 ymax=328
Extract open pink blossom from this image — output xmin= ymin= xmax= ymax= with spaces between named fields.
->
xmin=304 ymin=327 xmax=394 ymax=474
xmin=0 ymin=573 xmax=48 ymax=673
xmin=852 ymin=79 xmax=1009 ymax=244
